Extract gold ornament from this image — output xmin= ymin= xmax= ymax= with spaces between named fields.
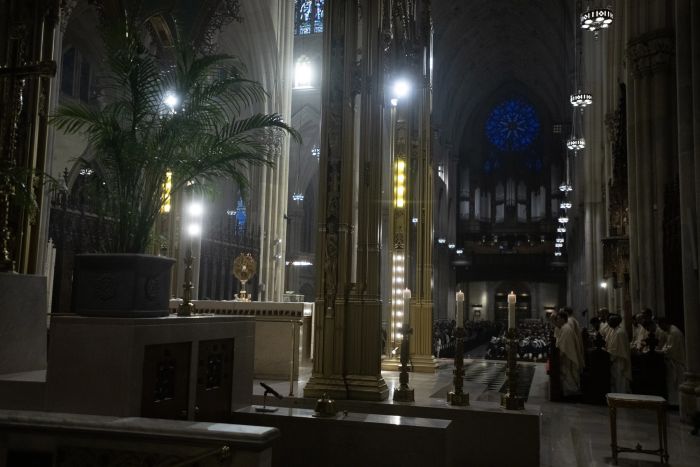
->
xmin=232 ymin=253 xmax=256 ymax=301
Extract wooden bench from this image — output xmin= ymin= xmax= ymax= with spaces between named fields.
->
xmin=606 ymin=393 xmax=669 ymax=464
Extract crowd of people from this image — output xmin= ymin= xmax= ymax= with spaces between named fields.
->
xmin=552 ymin=306 xmax=686 ymax=405
xmin=485 ymin=320 xmax=551 ymax=361
xmin=432 ymin=320 xmax=501 ymax=358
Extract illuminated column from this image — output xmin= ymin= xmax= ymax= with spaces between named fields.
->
xmin=393 ymin=156 xmax=408 ymax=347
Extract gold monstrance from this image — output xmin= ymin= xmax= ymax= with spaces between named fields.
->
xmin=232 ymin=253 xmax=256 ymax=301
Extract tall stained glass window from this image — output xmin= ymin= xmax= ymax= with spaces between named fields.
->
xmin=485 ymin=99 xmax=540 ymax=152
xmin=295 ymin=0 xmax=324 ymax=35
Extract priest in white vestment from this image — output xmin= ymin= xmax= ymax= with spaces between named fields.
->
xmin=657 ymin=318 xmax=686 ymax=406
xmin=630 ymin=313 xmax=647 ymax=351
xmin=605 ymin=314 xmax=631 ymax=393
xmin=554 ymin=311 xmax=582 ymax=396
xmin=564 ymin=307 xmax=585 ymax=369
xmin=597 ymin=308 xmax=613 ymax=341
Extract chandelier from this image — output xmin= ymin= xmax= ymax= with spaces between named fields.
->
xmin=292 ymin=192 xmax=304 ymax=202
xmin=560 ymin=201 xmax=572 ymax=209
xmin=556 ymin=237 xmax=565 ymax=244
xmin=559 ymin=182 xmax=573 ymax=192
xmin=581 ymin=7 xmax=613 ymax=34
xmin=567 ymin=137 xmax=586 ymax=151
xmin=570 ymin=90 xmax=593 ymax=108
xmin=555 ymin=243 xmax=563 ymax=249
xmin=558 ymin=215 xmax=569 ymax=224
xmin=557 ymin=226 xmax=567 ymax=233
xmin=554 ymin=251 xmax=562 ymax=257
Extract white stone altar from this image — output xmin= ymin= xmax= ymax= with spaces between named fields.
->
xmin=169 ymin=300 xmax=314 ymax=381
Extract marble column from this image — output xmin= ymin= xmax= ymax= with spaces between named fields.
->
xmin=675 ymin=0 xmax=700 ymax=422
xmin=304 ymin=0 xmax=388 ymax=401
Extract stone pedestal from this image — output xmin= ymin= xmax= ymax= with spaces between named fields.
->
xmin=47 ymin=315 xmax=255 ymax=419
xmin=0 ymin=273 xmax=47 ymax=375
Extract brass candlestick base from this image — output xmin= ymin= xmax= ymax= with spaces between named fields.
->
xmin=501 ymin=327 xmax=525 ymax=410
xmin=393 ymin=324 xmax=415 ymax=402
xmin=448 ymin=327 xmax=470 ymax=406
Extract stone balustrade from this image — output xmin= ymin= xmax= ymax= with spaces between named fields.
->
xmin=0 ymin=409 xmax=278 ymax=467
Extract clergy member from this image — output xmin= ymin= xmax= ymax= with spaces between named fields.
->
xmin=605 ymin=314 xmax=631 ymax=393
xmin=630 ymin=313 xmax=647 ymax=352
xmin=563 ymin=306 xmax=585 ymax=369
xmin=597 ymin=307 xmax=612 ymax=341
xmin=657 ymin=317 xmax=686 ymax=406
xmin=554 ymin=310 xmax=582 ymax=397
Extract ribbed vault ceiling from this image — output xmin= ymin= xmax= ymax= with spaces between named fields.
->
xmin=433 ymin=0 xmax=576 ymax=160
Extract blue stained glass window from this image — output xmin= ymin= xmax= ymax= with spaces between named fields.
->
xmin=235 ymin=198 xmax=246 ymax=233
xmin=295 ymin=0 xmax=324 ymax=36
xmin=485 ymin=99 xmax=540 ymax=151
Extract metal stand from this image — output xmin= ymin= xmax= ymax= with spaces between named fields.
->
xmin=177 ymin=243 xmax=195 ymax=316
xmin=447 ymin=326 xmax=469 ymax=406
xmin=501 ymin=327 xmax=525 ymax=410
xmin=254 ymin=392 xmax=279 ymax=413
xmin=393 ymin=323 xmax=415 ymax=402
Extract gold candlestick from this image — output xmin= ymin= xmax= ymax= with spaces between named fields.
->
xmin=501 ymin=327 xmax=525 ymax=410
xmin=393 ymin=323 xmax=414 ymax=402
xmin=447 ymin=326 xmax=469 ymax=406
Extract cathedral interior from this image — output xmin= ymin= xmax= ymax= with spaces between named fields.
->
xmin=1 ymin=0 xmax=700 ymax=466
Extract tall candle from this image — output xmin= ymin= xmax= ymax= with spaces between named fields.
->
xmin=507 ymin=291 xmax=516 ymax=329
xmin=456 ymin=290 xmax=464 ymax=326
xmin=403 ymin=288 xmax=411 ymax=328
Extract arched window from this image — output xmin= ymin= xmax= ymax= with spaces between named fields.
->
xmin=61 ymin=47 xmax=92 ymax=102
xmin=295 ymin=0 xmax=324 ymax=35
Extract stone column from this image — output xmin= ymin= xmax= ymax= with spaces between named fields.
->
xmin=626 ymin=3 xmax=676 ymax=316
xmin=304 ymin=0 xmax=388 ymax=401
xmin=411 ymin=52 xmax=438 ymax=373
xmin=675 ymin=0 xmax=700 ymax=422
xmin=0 ymin=0 xmax=60 ymax=274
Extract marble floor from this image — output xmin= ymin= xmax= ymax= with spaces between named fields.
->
xmin=253 ymin=358 xmax=700 ymax=467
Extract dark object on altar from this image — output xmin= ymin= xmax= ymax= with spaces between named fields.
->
xmin=72 ymin=254 xmax=174 ymax=318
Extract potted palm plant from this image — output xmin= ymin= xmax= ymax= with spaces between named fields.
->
xmin=51 ymin=12 xmax=298 ymax=317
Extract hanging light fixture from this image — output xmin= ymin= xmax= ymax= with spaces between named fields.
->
xmin=566 ymin=136 xmax=586 ymax=151
xmin=557 ymin=226 xmax=567 ymax=233
xmin=554 ymin=251 xmax=563 ymax=257
xmin=556 ymin=237 xmax=565 ymax=244
xmin=570 ymin=90 xmax=593 ymax=108
xmin=558 ymin=214 xmax=569 ymax=224
xmin=560 ymin=200 xmax=573 ymax=210
xmin=580 ymin=5 xmax=614 ymax=35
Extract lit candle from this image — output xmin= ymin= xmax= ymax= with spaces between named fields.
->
xmin=403 ymin=288 xmax=411 ymax=328
xmin=456 ymin=290 xmax=464 ymax=326
xmin=507 ymin=291 xmax=516 ymax=330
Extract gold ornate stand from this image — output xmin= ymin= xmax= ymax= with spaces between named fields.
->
xmin=393 ymin=324 xmax=415 ymax=402
xmin=447 ymin=327 xmax=469 ymax=406
xmin=501 ymin=328 xmax=525 ymax=410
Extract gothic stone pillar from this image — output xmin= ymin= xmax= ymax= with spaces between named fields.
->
xmin=304 ymin=0 xmax=388 ymax=401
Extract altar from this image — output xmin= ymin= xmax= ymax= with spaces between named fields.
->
xmin=169 ymin=300 xmax=313 ymax=381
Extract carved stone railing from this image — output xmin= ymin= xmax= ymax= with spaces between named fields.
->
xmin=0 ymin=409 xmax=278 ymax=467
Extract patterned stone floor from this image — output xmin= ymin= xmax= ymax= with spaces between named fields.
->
xmin=255 ymin=358 xmax=700 ymax=466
